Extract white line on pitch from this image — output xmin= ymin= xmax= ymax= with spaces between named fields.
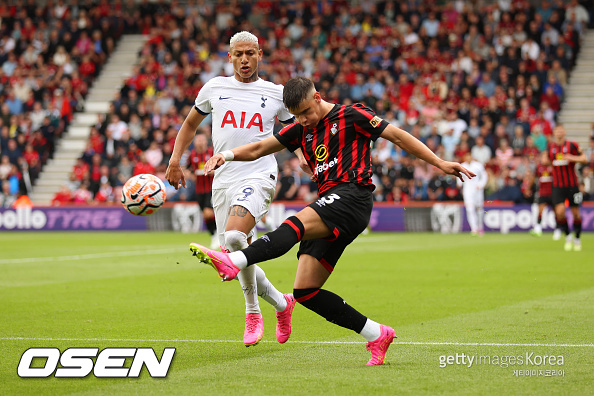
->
xmin=1 ymin=337 xmax=592 ymax=348
xmin=0 ymin=236 xmax=396 ymax=264
xmin=0 ymin=249 xmax=180 ymax=264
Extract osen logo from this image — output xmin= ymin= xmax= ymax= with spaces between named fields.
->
xmin=17 ymin=347 xmax=175 ymax=378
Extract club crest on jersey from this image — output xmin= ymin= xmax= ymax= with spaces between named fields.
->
xmin=306 ymin=134 xmax=313 ymax=142
xmin=315 ymin=144 xmax=329 ymax=162
xmin=261 ymin=96 xmax=267 ymax=108
xmin=331 ymin=123 xmax=338 ymax=135
xmin=369 ymin=116 xmax=382 ymax=128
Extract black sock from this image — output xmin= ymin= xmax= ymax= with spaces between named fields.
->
xmin=574 ymin=218 xmax=582 ymax=239
xmin=205 ymin=218 xmax=217 ymax=235
xmin=294 ymin=288 xmax=368 ymax=333
xmin=537 ymin=213 xmax=542 ymax=224
xmin=557 ymin=217 xmax=569 ymax=236
xmin=242 ymin=216 xmax=304 ymax=266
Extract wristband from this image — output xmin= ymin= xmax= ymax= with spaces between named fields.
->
xmin=221 ymin=150 xmax=234 ymax=161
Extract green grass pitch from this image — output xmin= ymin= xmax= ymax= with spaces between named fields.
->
xmin=1 ymin=231 xmax=593 ymax=395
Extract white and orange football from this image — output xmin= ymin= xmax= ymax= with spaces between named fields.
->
xmin=121 ymin=174 xmax=166 ymax=216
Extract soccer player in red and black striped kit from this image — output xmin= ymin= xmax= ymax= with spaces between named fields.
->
xmin=531 ymin=151 xmax=561 ymax=239
xmin=190 ymin=77 xmax=474 ymax=365
xmin=188 ymin=133 xmax=218 ymax=249
xmin=548 ymin=125 xmax=588 ymax=251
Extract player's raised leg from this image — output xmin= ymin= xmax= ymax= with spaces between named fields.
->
xmin=292 ymin=253 xmax=395 ymax=366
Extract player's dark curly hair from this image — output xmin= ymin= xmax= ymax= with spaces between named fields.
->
xmin=283 ymin=77 xmax=315 ymax=111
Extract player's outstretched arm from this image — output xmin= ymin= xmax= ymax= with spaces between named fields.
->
xmin=380 ymin=124 xmax=475 ymax=181
xmin=203 ymin=135 xmax=286 ymax=175
xmin=166 ymin=107 xmax=207 ymax=189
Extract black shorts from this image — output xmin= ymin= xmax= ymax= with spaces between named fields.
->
xmin=196 ymin=192 xmax=213 ymax=210
xmin=297 ymin=183 xmax=373 ymax=273
xmin=552 ymin=186 xmax=582 ymax=207
xmin=537 ymin=194 xmax=553 ymax=206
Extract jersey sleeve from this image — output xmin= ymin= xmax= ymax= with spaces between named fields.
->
xmin=194 ymin=81 xmax=212 ymax=115
xmin=274 ymin=122 xmax=301 ymax=152
xmin=350 ymin=103 xmax=389 ymax=141
xmin=570 ymin=141 xmax=582 ymax=156
xmin=277 ymin=105 xmax=295 ymax=124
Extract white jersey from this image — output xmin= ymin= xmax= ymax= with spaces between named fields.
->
xmin=458 ymin=160 xmax=488 ymax=193
xmin=194 ymin=76 xmax=294 ymax=189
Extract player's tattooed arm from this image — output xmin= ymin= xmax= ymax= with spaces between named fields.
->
xmin=229 ymin=206 xmax=248 ymax=217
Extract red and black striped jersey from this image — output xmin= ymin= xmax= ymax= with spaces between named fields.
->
xmin=275 ymin=103 xmax=389 ymax=195
xmin=535 ymin=164 xmax=553 ymax=197
xmin=189 ymin=147 xmax=214 ymax=194
xmin=548 ymin=140 xmax=581 ymax=188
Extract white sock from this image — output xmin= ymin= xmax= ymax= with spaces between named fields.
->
xmin=254 ymin=265 xmax=287 ymax=311
xmin=228 ymin=251 xmax=248 ymax=269
xmin=237 ymin=265 xmax=260 ymax=314
xmin=360 ymin=319 xmax=382 ymax=341
xmin=224 ymin=230 xmax=259 ymax=314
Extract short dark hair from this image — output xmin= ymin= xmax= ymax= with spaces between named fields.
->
xmin=283 ymin=77 xmax=315 ymax=111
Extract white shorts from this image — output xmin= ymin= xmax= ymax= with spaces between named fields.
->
xmin=212 ymin=177 xmax=276 ymax=247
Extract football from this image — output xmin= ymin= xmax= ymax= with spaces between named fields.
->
xmin=121 ymin=174 xmax=167 ymax=216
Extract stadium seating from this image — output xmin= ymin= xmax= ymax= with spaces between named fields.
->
xmin=0 ymin=0 xmax=143 ymax=206
xmin=29 ymin=0 xmax=594 ymax=206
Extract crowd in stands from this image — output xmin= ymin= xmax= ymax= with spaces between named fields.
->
xmin=2 ymin=0 xmax=594 ymax=208
xmin=0 ymin=0 xmax=145 ymax=207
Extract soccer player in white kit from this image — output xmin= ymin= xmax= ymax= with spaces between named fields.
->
xmin=457 ymin=152 xmax=488 ymax=235
xmin=166 ymin=31 xmax=299 ymax=346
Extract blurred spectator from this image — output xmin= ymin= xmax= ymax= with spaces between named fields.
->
xmin=582 ymin=165 xmax=593 ymax=199
xmin=275 ymin=160 xmax=301 ymax=201
xmin=495 ymin=139 xmax=514 ymax=168
xmin=0 ymin=0 xmax=132 ymax=197
xmin=63 ymin=0 xmax=587 ymax=205
xmin=0 ymin=180 xmax=17 ymax=208
xmin=566 ymin=0 xmax=590 ymax=27
xmin=471 ymin=136 xmax=492 ymax=165
xmin=511 ymin=126 xmax=526 ymax=157
xmin=52 ymin=185 xmax=73 ymax=206
xmin=133 ymin=153 xmax=155 ymax=176
xmin=585 ymin=137 xmax=594 ymax=169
